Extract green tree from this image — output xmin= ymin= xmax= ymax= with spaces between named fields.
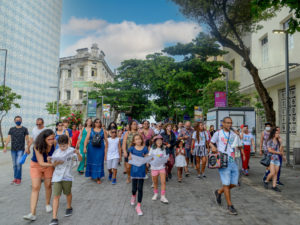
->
xmin=171 ymin=0 xmax=277 ymax=125
xmin=45 ymin=101 xmax=71 ymax=120
xmin=90 ymin=59 xmax=151 ymax=121
xmin=252 ymin=0 xmax=300 ymax=33
xmin=202 ymin=79 xmax=251 ymax=115
xmin=0 ymin=86 xmax=21 ymax=147
xmin=163 ymin=33 xmax=231 ymax=119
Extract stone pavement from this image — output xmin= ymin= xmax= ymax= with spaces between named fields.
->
xmin=0 ymin=151 xmax=300 ymax=225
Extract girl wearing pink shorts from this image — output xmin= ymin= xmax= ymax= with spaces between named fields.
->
xmin=149 ymin=135 xmax=168 ymax=204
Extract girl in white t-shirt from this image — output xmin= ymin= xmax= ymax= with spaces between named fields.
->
xmin=149 ymin=135 xmax=168 ymax=204
xmin=105 ymin=129 xmax=122 ymax=185
xmin=192 ymin=122 xmax=209 ymax=178
xmin=175 ymin=140 xmax=186 ymax=182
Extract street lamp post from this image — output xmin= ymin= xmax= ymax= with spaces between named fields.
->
xmin=273 ymin=29 xmax=293 ymax=166
xmin=0 ymin=49 xmax=7 ymax=95
xmin=49 ymin=67 xmax=60 ymax=121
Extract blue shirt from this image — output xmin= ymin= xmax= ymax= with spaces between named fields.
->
xmin=129 ymin=146 xmax=148 ymax=179
xmin=31 ymin=145 xmax=55 ymax=163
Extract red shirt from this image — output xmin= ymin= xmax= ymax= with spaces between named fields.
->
xmin=71 ymin=130 xmax=80 ymax=147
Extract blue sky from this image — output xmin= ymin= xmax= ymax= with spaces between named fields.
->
xmin=61 ymin=0 xmax=202 ymax=68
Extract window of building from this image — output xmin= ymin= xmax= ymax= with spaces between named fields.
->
xmin=261 ymin=36 xmax=268 ymax=64
xmin=66 ymin=90 xmax=71 ymax=100
xmin=91 ymin=68 xmax=97 ymax=77
xmin=230 ymin=59 xmax=235 ymax=80
xmin=283 ymin=20 xmax=294 ymax=49
xmin=80 ymin=67 xmax=84 ymax=77
xmin=278 ymin=86 xmax=296 ymax=134
xmin=79 ymin=90 xmax=83 ymax=99
xmin=68 ymin=70 xmax=71 ymax=78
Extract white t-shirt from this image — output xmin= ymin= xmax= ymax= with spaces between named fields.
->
xmin=149 ymin=147 xmax=167 ymax=170
xmin=107 ymin=137 xmax=120 ymax=160
xmin=52 ymin=147 xmax=77 ymax=182
xmin=210 ymin=130 xmax=237 ymax=157
xmin=32 ymin=126 xmax=46 ymax=141
xmin=242 ymin=133 xmax=253 ymax=146
xmin=192 ymin=131 xmax=209 ymax=146
xmin=154 ymin=129 xmax=164 ymax=135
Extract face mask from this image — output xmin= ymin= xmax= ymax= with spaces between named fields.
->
xmin=265 ymin=127 xmax=271 ymax=131
xmin=15 ymin=121 xmax=22 ymax=126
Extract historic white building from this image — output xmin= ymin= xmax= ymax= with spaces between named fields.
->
xmin=59 ymin=44 xmax=114 ymax=114
xmin=223 ymin=7 xmax=300 ymax=149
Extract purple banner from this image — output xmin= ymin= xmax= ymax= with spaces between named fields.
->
xmin=214 ymin=92 xmax=226 ymax=107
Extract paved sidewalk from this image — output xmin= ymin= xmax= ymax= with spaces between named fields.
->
xmin=0 ymin=151 xmax=300 ymax=225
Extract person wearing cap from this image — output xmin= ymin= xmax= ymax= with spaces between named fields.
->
xmin=149 ymin=135 xmax=168 ymax=203
xmin=240 ymin=125 xmax=255 ymax=176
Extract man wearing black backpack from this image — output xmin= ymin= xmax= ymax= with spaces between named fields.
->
xmin=210 ymin=117 xmax=239 ymax=215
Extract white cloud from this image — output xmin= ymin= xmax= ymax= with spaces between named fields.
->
xmin=61 ymin=18 xmax=201 ymax=68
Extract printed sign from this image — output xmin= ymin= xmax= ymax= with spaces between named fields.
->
xmin=214 ymin=92 xmax=227 ymax=107
xmin=87 ymin=99 xmax=97 ymax=117
xmin=73 ymin=81 xmax=93 ymax=88
xmin=103 ymin=104 xmax=111 ymax=119
xmin=194 ymin=106 xmax=203 ymax=122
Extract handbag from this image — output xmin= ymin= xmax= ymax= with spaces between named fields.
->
xmin=91 ymin=129 xmax=102 ymax=147
xmin=260 ymin=154 xmax=271 ymax=167
xmin=208 ymin=131 xmax=230 ymax=169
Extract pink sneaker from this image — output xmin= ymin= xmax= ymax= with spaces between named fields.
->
xmin=130 ymin=195 xmax=136 ymax=206
xmin=135 ymin=205 xmax=143 ymax=216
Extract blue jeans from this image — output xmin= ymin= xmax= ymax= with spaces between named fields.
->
xmin=218 ymin=160 xmax=239 ymax=186
xmin=11 ymin=150 xmax=24 ymax=179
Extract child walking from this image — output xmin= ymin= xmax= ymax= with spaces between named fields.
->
xmin=149 ymin=135 xmax=168 ymax=204
xmin=105 ymin=128 xmax=122 ymax=184
xmin=128 ymin=134 xmax=149 ymax=216
xmin=49 ymin=135 xmax=82 ymax=225
xmin=175 ymin=140 xmax=186 ymax=182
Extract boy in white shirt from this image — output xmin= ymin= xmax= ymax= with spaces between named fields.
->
xmin=49 ymin=135 xmax=82 ymax=225
xmin=105 ymin=128 xmax=122 ymax=185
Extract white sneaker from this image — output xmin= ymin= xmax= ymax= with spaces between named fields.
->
xmin=46 ymin=204 xmax=52 ymax=213
xmin=145 ymin=174 xmax=149 ymax=179
xmin=152 ymin=193 xmax=158 ymax=201
xmin=160 ymin=195 xmax=169 ymax=204
xmin=23 ymin=213 xmax=36 ymax=221
xmin=151 ymin=183 xmax=154 ymax=188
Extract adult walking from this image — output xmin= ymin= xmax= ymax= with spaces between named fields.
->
xmin=76 ymin=118 xmax=92 ymax=174
xmin=178 ymin=121 xmax=194 ymax=176
xmin=84 ymin=118 xmax=108 ymax=184
xmin=154 ymin=122 xmax=164 ymax=135
xmin=4 ymin=116 xmax=30 ymax=185
xmin=31 ymin=118 xmax=46 ymax=144
xmin=23 ymin=129 xmax=58 ymax=221
xmin=191 ymin=122 xmax=209 ymax=178
xmin=71 ymin=124 xmax=80 ymax=148
xmin=122 ymin=120 xmax=139 ymax=183
xmin=210 ymin=117 xmax=239 ymax=215
xmin=264 ymin=128 xmax=285 ymax=192
xmin=140 ymin=120 xmax=154 ymax=148
xmin=162 ymin=124 xmax=176 ymax=180
xmin=260 ymin=122 xmax=272 ymax=182
xmin=240 ymin=125 xmax=255 ymax=176
xmin=55 ymin=121 xmax=69 ymax=149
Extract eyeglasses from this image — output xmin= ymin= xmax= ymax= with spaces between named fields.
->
xmin=224 ymin=122 xmax=232 ymax=124
xmin=36 ymin=124 xmax=43 ymax=126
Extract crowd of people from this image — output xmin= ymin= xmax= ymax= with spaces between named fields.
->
xmin=2 ymin=115 xmax=286 ymax=224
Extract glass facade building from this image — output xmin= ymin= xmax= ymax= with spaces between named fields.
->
xmin=0 ymin=0 xmax=62 ymax=134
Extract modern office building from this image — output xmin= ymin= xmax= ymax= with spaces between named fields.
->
xmin=59 ymin=44 xmax=115 ymax=117
xmin=0 ymin=0 xmax=63 ymax=134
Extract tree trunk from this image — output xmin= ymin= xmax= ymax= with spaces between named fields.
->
xmin=0 ymin=119 xmax=4 ymax=147
xmin=244 ymin=58 xmax=276 ymax=125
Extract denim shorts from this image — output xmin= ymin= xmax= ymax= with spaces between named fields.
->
xmin=270 ymin=159 xmax=280 ymax=166
xmin=185 ymin=148 xmax=191 ymax=158
xmin=218 ymin=161 xmax=239 ymax=186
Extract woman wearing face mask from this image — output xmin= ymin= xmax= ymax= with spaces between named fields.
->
xmin=260 ymin=122 xmax=272 ymax=182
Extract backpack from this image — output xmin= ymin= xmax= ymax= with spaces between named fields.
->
xmin=92 ymin=130 xmax=102 ymax=147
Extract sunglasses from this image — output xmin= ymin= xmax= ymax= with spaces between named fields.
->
xmin=111 ymin=131 xmax=116 ymax=134
xmin=36 ymin=124 xmax=43 ymax=126
xmin=95 ymin=121 xmax=101 ymax=124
